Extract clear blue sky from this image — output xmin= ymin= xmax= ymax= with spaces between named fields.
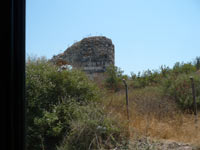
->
xmin=26 ymin=0 xmax=200 ymax=75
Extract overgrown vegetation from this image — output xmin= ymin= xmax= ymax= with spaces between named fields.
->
xmin=26 ymin=57 xmax=128 ymax=150
xmin=129 ymin=57 xmax=200 ymax=111
xmin=26 ymin=56 xmax=200 ymax=149
xmin=162 ymin=73 xmax=200 ymax=110
xmin=57 ymin=103 xmax=129 ymax=150
xmin=104 ymin=65 xmax=124 ymax=92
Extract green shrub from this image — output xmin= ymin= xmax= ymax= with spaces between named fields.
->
xmin=104 ymin=65 xmax=125 ymax=92
xmin=31 ymin=98 xmax=82 ymax=150
xmin=172 ymin=62 xmax=196 ymax=75
xmin=162 ymin=73 xmax=200 ymax=111
xmin=26 ymin=57 xmax=100 ymax=150
xmin=56 ymin=103 xmax=129 ymax=150
xmin=160 ymin=65 xmax=171 ymax=78
xmin=131 ymin=70 xmax=162 ymax=88
xmin=130 ymin=61 xmax=197 ymax=89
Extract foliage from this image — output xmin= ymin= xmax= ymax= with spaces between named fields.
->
xmin=130 ymin=61 xmax=197 ymax=89
xmin=56 ymin=103 xmax=129 ymax=150
xmin=26 ymin=57 xmax=100 ymax=150
xmin=104 ymin=65 xmax=125 ymax=92
xmin=26 ymin=57 xmax=129 ymax=150
xmin=162 ymin=73 xmax=200 ymax=111
xmin=130 ymin=58 xmax=200 ymax=112
xmin=131 ymin=69 xmax=162 ymax=88
xmin=160 ymin=65 xmax=171 ymax=78
xmin=172 ymin=62 xmax=196 ymax=75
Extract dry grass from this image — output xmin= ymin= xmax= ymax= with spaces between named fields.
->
xmin=102 ymin=87 xmax=200 ymax=146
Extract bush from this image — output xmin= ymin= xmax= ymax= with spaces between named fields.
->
xmin=104 ymin=65 xmax=125 ymax=92
xmin=57 ymin=103 xmax=129 ymax=150
xmin=172 ymin=62 xmax=196 ymax=75
xmin=131 ymin=70 xmax=162 ymax=88
xmin=162 ymin=73 xmax=200 ymax=111
xmin=26 ymin=57 xmax=129 ymax=150
xmin=26 ymin=57 xmax=100 ymax=150
xmin=130 ymin=61 xmax=197 ymax=89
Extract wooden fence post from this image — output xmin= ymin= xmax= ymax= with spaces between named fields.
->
xmin=190 ymin=76 xmax=198 ymax=128
xmin=122 ymin=79 xmax=130 ymax=121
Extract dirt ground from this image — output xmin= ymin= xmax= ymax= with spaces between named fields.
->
xmin=128 ymin=137 xmax=200 ymax=150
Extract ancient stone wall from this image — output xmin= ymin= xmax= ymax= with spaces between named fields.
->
xmin=51 ymin=36 xmax=115 ymax=78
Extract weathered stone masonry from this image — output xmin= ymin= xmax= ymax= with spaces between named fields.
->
xmin=51 ymin=36 xmax=115 ymax=77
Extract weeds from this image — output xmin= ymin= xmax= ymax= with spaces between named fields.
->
xmin=27 ymin=56 xmax=200 ymax=149
xmin=103 ymin=87 xmax=200 ymax=146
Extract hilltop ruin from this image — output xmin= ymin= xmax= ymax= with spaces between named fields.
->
xmin=51 ymin=36 xmax=115 ymax=78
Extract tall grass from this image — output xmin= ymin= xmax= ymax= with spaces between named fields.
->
xmin=102 ymin=87 xmax=200 ymax=146
xmin=27 ymin=56 xmax=200 ymax=149
xmin=98 ymin=58 xmax=200 ymax=147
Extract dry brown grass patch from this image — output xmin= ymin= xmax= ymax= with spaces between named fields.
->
xmin=102 ymin=87 xmax=200 ymax=146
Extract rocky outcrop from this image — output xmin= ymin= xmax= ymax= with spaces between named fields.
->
xmin=51 ymin=36 xmax=115 ymax=78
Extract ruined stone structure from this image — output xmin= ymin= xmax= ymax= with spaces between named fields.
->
xmin=51 ymin=36 xmax=115 ymax=78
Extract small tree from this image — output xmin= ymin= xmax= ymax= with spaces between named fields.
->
xmin=105 ymin=65 xmax=124 ymax=92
